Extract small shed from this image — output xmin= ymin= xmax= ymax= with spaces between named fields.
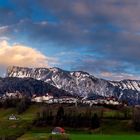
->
xmin=8 ymin=114 xmax=17 ymax=120
xmin=52 ymin=127 xmax=65 ymax=134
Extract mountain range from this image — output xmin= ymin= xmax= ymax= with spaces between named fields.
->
xmin=5 ymin=66 xmax=140 ymax=105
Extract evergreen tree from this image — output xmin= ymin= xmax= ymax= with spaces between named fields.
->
xmin=56 ymin=106 xmax=64 ymax=126
xmin=133 ymin=108 xmax=140 ymax=131
xmin=16 ymin=97 xmax=31 ymax=114
xmin=91 ymin=113 xmax=100 ymax=129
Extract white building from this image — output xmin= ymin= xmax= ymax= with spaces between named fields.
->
xmin=8 ymin=114 xmax=18 ymax=120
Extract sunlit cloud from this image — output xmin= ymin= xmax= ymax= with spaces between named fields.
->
xmin=0 ymin=0 xmax=140 ymax=80
xmin=0 ymin=40 xmax=57 ymax=68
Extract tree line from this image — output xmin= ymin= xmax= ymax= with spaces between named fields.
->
xmin=33 ymin=106 xmax=100 ymax=129
xmin=1 ymin=97 xmax=140 ymax=131
xmin=0 ymin=97 xmax=31 ymax=114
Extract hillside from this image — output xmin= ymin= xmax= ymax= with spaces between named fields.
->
xmin=7 ymin=66 xmax=140 ymax=105
xmin=0 ymin=77 xmax=71 ymax=98
xmin=0 ymin=103 xmax=139 ymax=139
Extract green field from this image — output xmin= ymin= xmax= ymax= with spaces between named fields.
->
xmin=0 ymin=104 xmax=39 ymax=138
xmin=0 ymin=104 xmax=139 ymax=139
xmin=71 ymin=134 xmax=140 ymax=140
xmin=18 ymin=133 xmax=140 ymax=140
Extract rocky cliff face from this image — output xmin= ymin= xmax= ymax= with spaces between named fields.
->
xmin=7 ymin=66 xmax=140 ymax=105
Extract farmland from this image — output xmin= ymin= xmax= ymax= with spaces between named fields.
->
xmin=18 ymin=133 xmax=140 ymax=140
xmin=0 ymin=103 xmax=139 ymax=139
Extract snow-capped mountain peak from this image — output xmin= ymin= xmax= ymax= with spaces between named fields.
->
xmin=7 ymin=66 xmax=140 ymax=105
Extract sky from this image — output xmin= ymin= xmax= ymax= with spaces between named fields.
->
xmin=0 ymin=0 xmax=140 ymax=80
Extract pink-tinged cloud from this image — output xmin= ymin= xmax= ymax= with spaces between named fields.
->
xmin=100 ymin=72 xmax=140 ymax=81
xmin=0 ymin=40 xmax=56 ymax=68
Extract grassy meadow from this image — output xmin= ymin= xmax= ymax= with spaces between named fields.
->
xmin=18 ymin=133 xmax=140 ymax=140
xmin=0 ymin=103 xmax=139 ymax=139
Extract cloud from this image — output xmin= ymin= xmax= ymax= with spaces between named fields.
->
xmin=0 ymin=40 xmax=56 ymax=68
xmin=0 ymin=26 xmax=9 ymax=35
xmin=69 ymin=55 xmax=140 ymax=80
xmin=100 ymin=72 xmax=140 ymax=81
xmin=0 ymin=0 xmax=140 ymax=80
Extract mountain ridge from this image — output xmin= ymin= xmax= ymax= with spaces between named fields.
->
xmin=6 ymin=66 xmax=140 ymax=105
xmin=7 ymin=66 xmax=140 ymax=82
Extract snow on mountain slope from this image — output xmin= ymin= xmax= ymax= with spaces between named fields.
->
xmin=7 ymin=66 xmax=140 ymax=104
xmin=110 ymin=80 xmax=140 ymax=91
xmin=7 ymin=66 xmax=115 ymax=97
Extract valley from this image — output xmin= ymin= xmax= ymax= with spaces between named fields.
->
xmin=0 ymin=102 xmax=139 ymax=139
xmin=0 ymin=66 xmax=139 ymax=139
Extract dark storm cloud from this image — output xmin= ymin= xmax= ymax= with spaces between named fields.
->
xmin=0 ymin=0 xmax=140 ymax=80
